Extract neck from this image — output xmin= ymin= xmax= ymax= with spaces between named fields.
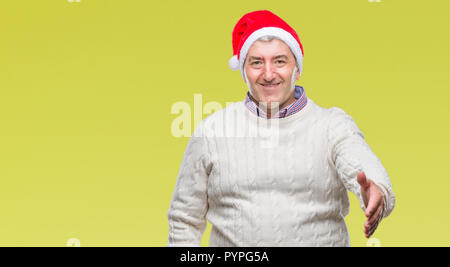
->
xmin=249 ymin=89 xmax=296 ymax=118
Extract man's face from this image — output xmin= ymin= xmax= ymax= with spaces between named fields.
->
xmin=244 ymin=39 xmax=300 ymax=110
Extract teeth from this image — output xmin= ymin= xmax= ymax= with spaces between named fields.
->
xmin=262 ymin=83 xmax=280 ymax=87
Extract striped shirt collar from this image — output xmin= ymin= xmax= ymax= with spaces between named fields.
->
xmin=244 ymin=85 xmax=308 ymax=119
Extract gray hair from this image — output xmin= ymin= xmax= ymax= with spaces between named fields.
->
xmin=256 ymin=35 xmax=282 ymax=42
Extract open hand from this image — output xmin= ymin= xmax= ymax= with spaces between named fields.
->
xmin=357 ymin=171 xmax=385 ymax=238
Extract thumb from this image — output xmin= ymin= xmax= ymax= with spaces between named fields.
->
xmin=357 ymin=171 xmax=369 ymax=190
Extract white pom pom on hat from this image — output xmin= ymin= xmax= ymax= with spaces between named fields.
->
xmin=228 ymin=55 xmax=240 ymax=71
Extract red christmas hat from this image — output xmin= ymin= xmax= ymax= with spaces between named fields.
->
xmin=229 ymin=10 xmax=304 ymax=79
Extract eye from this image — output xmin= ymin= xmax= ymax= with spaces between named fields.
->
xmin=251 ymin=61 xmax=262 ymax=65
xmin=275 ymin=60 xmax=286 ymax=64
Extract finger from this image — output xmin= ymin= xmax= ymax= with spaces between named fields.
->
xmin=367 ymin=220 xmax=379 ymax=237
xmin=357 ymin=171 xmax=369 ymax=189
xmin=365 ymin=219 xmax=379 ymax=238
xmin=365 ymin=215 xmax=380 ymax=235
xmin=365 ymin=192 xmax=382 ymax=218
xmin=367 ymin=202 xmax=384 ymax=226
xmin=366 ymin=211 xmax=383 ymax=237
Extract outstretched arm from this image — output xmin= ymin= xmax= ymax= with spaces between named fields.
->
xmin=327 ymin=107 xmax=396 ymax=239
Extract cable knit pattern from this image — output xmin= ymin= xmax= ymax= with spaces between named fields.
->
xmin=167 ymin=98 xmax=395 ymax=247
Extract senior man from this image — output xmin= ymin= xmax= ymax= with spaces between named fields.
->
xmin=167 ymin=10 xmax=395 ymax=247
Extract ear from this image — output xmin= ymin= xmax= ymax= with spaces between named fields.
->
xmin=296 ymin=68 xmax=300 ymax=80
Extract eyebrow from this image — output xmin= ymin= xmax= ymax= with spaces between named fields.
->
xmin=248 ymin=55 xmax=289 ymax=62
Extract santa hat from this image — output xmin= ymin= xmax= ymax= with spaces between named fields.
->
xmin=229 ymin=10 xmax=304 ymax=80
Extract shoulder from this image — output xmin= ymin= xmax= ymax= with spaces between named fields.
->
xmin=192 ymin=100 xmax=245 ymax=138
xmin=304 ymin=100 xmax=350 ymax=125
xmin=325 ymin=106 xmax=364 ymax=140
xmin=328 ymin=106 xmax=353 ymax=124
xmin=203 ymin=100 xmax=243 ymax=122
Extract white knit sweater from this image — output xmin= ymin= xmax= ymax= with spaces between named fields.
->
xmin=167 ymin=98 xmax=395 ymax=247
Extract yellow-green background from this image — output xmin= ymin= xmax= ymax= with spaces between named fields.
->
xmin=0 ymin=0 xmax=448 ymax=247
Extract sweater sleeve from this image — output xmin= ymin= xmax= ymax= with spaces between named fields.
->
xmin=167 ymin=125 xmax=212 ymax=247
xmin=327 ymin=107 xmax=395 ymax=219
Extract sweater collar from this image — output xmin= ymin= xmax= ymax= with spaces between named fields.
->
xmin=244 ymin=85 xmax=308 ymax=119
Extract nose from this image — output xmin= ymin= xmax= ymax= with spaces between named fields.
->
xmin=262 ymin=62 xmax=277 ymax=82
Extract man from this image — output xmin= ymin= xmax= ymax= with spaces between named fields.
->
xmin=167 ymin=10 xmax=395 ymax=247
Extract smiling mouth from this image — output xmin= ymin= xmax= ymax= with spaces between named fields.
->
xmin=259 ymin=82 xmax=281 ymax=88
